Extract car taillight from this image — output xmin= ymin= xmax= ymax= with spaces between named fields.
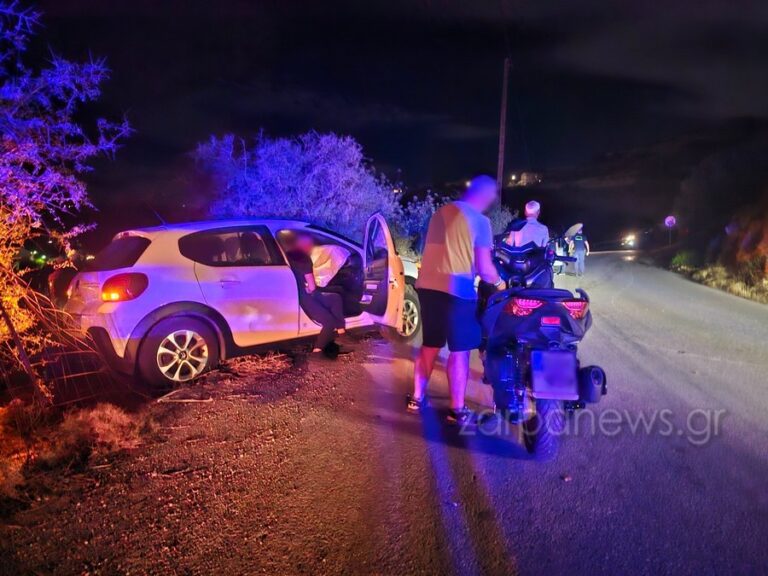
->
xmin=101 ymin=273 xmax=148 ymax=302
xmin=562 ymin=299 xmax=589 ymax=320
xmin=541 ymin=316 xmax=561 ymax=326
xmin=505 ymin=297 xmax=544 ymax=317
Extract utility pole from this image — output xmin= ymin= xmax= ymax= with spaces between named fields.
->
xmin=496 ymin=56 xmax=511 ymax=194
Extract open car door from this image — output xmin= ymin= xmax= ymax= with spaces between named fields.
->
xmin=361 ymin=213 xmax=405 ymax=331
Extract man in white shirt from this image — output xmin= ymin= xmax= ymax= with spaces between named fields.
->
xmin=506 ymin=200 xmax=550 ymax=247
xmin=310 ymin=243 xmax=350 ymax=287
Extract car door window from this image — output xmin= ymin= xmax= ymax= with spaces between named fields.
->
xmin=365 ymin=219 xmax=390 ymax=268
xmin=275 ymin=229 xmax=346 ymax=253
xmin=179 ymin=226 xmax=283 ymax=267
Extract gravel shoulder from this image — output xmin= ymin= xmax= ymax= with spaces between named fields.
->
xmin=1 ymin=343 xmax=419 ymax=575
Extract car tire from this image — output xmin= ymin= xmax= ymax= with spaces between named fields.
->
xmin=380 ymin=283 xmax=421 ymax=344
xmin=138 ymin=316 xmax=220 ymax=391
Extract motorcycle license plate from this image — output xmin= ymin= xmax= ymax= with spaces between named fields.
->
xmin=530 ymin=351 xmax=579 ymax=400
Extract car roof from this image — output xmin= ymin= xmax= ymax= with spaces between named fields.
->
xmin=122 ymin=218 xmax=312 ymax=235
xmin=116 ymin=218 xmax=363 ymax=250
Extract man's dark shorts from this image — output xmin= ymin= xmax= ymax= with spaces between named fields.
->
xmin=416 ymin=288 xmax=481 ymax=352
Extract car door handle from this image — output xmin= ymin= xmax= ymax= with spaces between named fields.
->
xmin=219 ymin=278 xmax=241 ymax=288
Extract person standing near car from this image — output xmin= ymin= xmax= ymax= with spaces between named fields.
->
xmin=569 ymin=226 xmax=590 ymax=276
xmin=285 ymin=233 xmax=347 ymax=358
xmin=409 ymin=175 xmax=504 ymax=425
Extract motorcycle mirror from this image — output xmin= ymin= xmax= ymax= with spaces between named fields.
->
xmin=504 ymin=218 xmax=528 ymax=234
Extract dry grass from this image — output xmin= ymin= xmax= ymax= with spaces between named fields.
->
xmin=691 ymin=265 xmax=768 ymax=304
xmin=0 ymin=401 xmax=155 ymax=500
xmin=1 ymin=351 xmax=292 ymax=501
xmin=35 ymin=403 xmax=152 ymax=470
xmin=203 ymin=352 xmax=293 ymax=385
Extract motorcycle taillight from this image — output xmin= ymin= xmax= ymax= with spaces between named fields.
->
xmin=504 ymin=297 xmax=544 ymax=317
xmin=562 ymin=299 xmax=589 ymax=320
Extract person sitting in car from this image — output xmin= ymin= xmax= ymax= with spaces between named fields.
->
xmin=311 ymin=241 xmax=364 ymax=316
xmin=285 ymin=233 xmax=347 ymax=358
xmin=311 ymin=242 xmax=350 ymax=288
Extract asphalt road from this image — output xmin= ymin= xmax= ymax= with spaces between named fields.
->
xmin=359 ymin=252 xmax=768 ymax=575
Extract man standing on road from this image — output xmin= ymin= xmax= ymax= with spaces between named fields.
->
xmin=408 ymin=175 xmax=504 ymax=425
xmin=505 ymin=200 xmax=550 ymax=247
xmin=569 ymin=226 xmax=590 ymax=276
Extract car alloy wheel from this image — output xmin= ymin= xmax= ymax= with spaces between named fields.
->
xmin=156 ymin=329 xmax=209 ymax=382
xmin=400 ymin=298 xmax=419 ymax=337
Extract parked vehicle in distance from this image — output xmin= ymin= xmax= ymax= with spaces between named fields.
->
xmin=65 ymin=215 xmax=421 ymax=389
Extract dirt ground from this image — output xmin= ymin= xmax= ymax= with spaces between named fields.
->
xmin=1 ymin=338 xmax=413 ymax=576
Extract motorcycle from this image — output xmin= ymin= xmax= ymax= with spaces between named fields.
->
xmin=480 ymin=230 xmax=607 ymax=460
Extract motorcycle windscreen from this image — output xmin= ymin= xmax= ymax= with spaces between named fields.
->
xmin=361 ymin=213 xmax=405 ymax=330
xmin=530 ymin=350 xmax=579 ymax=400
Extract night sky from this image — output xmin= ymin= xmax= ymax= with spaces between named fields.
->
xmin=33 ymin=0 xmax=768 ymax=238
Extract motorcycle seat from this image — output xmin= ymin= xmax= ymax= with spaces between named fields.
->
xmin=512 ymin=288 xmax=574 ymax=300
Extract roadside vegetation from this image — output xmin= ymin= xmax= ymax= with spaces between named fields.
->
xmin=665 ymin=128 xmax=768 ymax=304
xmin=0 ymin=2 xmax=130 ymax=399
xmin=671 ymin=252 xmax=768 ymax=304
xmin=0 ymin=1 xmax=134 ymax=510
xmin=195 ymin=131 xmax=513 ymax=258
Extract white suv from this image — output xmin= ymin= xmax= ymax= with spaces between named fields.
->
xmin=65 ymin=214 xmax=420 ymax=388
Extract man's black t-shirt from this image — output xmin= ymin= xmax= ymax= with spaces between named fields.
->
xmin=572 ymin=234 xmax=588 ymax=252
xmin=285 ymin=249 xmax=313 ymax=294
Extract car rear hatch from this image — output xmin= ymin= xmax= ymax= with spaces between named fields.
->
xmin=66 ymin=232 xmax=153 ymax=316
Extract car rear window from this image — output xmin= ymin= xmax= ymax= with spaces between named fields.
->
xmin=178 ymin=226 xmax=283 ymax=267
xmin=85 ymin=236 xmax=151 ymax=271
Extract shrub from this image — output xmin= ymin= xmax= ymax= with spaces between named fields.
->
xmin=196 ymin=132 xmax=400 ymax=241
xmin=670 ymin=249 xmax=703 ymax=271
xmin=0 ymin=2 xmax=130 ymax=392
xmin=394 ymin=192 xmax=446 ymax=258
xmin=195 ymin=131 xmax=516 ymax=257
xmin=487 ymin=203 xmax=516 ymax=236
xmin=734 ymin=256 xmax=767 ymax=287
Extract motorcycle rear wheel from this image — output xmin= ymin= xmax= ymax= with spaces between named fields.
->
xmin=522 ymin=400 xmax=565 ymax=461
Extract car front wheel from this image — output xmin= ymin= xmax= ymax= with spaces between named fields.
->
xmin=380 ymin=283 xmax=421 ymax=343
xmin=138 ymin=316 xmax=220 ymax=390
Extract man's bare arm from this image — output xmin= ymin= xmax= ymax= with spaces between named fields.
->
xmin=475 ymin=246 xmax=502 ymax=286
xmin=304 ymin=272 xmax=317 ymax=293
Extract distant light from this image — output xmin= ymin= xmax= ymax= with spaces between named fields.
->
xmin=510 ymin=174 xmax=517 ymax=181
xmin=85 ymin=254 xmax=95 ymax=261
xmin=464 ymin=180 xmax=471 ymax=187
xmin=664 ymin=215 xmax=677 ymax=228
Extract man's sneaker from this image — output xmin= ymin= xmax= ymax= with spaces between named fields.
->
xmin=406 ymin=395 xmax=427 ymax=414
xmin=446 ymin=406 xmax=474 ymax=426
